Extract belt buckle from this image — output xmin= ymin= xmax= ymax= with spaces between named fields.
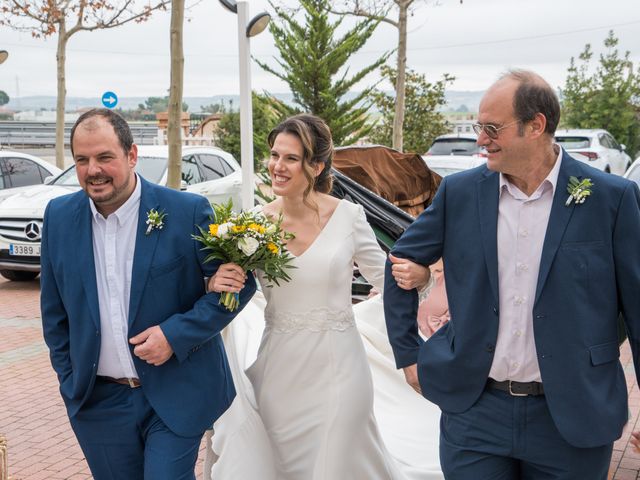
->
xmin=508 ymin=380 xmax=528 ymax=397
xmin=127 ymin=378 xmax=138 ymax=388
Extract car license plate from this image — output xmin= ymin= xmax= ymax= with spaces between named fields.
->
xmin=9 ymin=243 xmax=41 ymax=256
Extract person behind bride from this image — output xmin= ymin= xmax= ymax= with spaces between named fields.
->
xmin=207 ymin=113 xmax=444 ymax=479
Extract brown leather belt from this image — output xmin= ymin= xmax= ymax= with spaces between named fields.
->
xmin=98 ymin=376 xmax=141 ymax=388
xmin=487 ymin=378 xmax=544 ymax=396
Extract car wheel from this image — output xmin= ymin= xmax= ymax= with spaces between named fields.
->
xmin=0 ymin=270 xmax=39 ymax=281
xmin=605 ymin=166 xmax=611 ymax=173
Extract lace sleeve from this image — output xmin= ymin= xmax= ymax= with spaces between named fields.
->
xmin=352 ymin=204 xmax=387 ymax=292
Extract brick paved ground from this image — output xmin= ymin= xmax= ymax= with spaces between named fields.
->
xmin=0 ymin=276 xmax=206 ymax=479
xmin=2 ymin=275 xmax=640 ymax=479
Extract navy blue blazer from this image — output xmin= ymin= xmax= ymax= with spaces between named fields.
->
xmin=41 ymin=177 xmax=256 ymax=437
xmin=384 ymin=151 xmax=640 ymax=448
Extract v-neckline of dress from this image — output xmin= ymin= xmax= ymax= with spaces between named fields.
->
xmin=286 ymin=200 xmax=345 ymax=259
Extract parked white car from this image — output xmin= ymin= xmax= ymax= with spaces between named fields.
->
xmin=555 ymin=129 xmax=632 ymax=175
xmin=0 ymin=150 xmax=62 ymax=204
xmin=0 ymin=145 xmax=242 ymax=281
xmin=623 ymin=156 xmax=640 ymax=189
xmin=424 ymin=154 xmax=486 ymax=178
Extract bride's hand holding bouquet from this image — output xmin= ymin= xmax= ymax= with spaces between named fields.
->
xmin=194 ymin=200 xmax=295 ymax=311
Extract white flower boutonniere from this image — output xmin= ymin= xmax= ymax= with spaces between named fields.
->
xmin=565 ymin=176 xmax=593 ymax=206
xmin=145 ymin=208 xmax=167 ymax=235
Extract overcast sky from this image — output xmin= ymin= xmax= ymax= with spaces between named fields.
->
xmin=0 ymin=0 xmax=639 ymax=101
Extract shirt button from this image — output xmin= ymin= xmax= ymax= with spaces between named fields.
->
xmin=513 ymin=362 xmax=519 ymax=368
xmin=517 ymin=263 xmax=528 ymax=272
xmin=515 ymin=330 xmax=522 ymax=337
xmin=519 ymin=229 xmax=528 ymax=237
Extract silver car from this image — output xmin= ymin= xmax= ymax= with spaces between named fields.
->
xmin=0 ymin=150 xmax=62 ymax=204
xmin=0 ymin=145 xmax=242 ymax=281
xmin=555 ymin=129 xmax=632 ymax=175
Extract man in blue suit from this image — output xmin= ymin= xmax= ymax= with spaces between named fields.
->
xmin=384 ymin=70 xmax=640 ymax=479
xmin=41 ymin=108 xmax=255 ymax=479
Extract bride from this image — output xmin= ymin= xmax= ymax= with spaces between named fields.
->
xmin=207 ymin=114 xmax=443 ymax=479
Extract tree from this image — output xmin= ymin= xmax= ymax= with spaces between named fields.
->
xmin=0 ymin=90 xmax=8 ymax=106
xmin=369 ymin=65 xmax=452 ymax=154
xmin=166 ymin=0 xmax=184 ymax=190
xmin=215 ymin=92 xmax=290 ymax=169
xmin=138 ymin=96 xmax=188 ymax=113
xmin=561 ymin=30 xmax=640 ymax=157
xmin=200 ymin=103 xmax=225 ymax=114
xmin=0 ymin=1 xmax=170 ymax=168
xmin=258 ymin=0 xmax=390 ymax=146
xmin=331 ymin=0 xmax=438 ymax=151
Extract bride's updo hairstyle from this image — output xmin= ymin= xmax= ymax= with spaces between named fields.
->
xmin=267 ymin=114 xmax=334 ymax=208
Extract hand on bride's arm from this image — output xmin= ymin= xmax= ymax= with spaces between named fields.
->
xmin=389 ymin=254 xmax=430 ymax=291
xmin=207 ymin=263 xmax=247 ymax=293
xmin=403 ymin=364 xmax=422 ymax=395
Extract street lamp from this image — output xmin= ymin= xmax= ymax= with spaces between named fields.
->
xmin=219 ymin=0 xmax=271 ymax=211
xmin=0 ymin=51 xmax=8 ymax=65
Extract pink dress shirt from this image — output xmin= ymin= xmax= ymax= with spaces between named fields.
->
xmin=417 ymin=260 xmax=450 ymax=338
xmin=488 ymin=149 xmax=562 ymax=383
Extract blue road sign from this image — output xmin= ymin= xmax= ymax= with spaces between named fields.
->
xmin=101 ymin=91 xmax=118 ymax=108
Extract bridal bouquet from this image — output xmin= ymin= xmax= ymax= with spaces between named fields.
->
xmin=193 ymin=200 xmax=295 ymax=311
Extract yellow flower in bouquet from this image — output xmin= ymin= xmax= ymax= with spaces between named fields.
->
xmin=193 ymin=200 xmax=295 ymax=311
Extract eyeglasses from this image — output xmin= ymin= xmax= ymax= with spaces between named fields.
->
xmin=472 ymin=120 xmax=520 ymax=139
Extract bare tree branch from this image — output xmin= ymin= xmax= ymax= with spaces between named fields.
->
xmin=328 ymin=7 xmax=398 ymax=27
xmin=0 ymin=0 xmax=170 ymax=167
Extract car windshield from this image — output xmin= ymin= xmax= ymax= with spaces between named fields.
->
xmin=427 ymin=139 xmax=480 ymax=156
xmin=52 ymin=156 xmax=167 ymax=186
xmin=555 ymin=136 xmax=591 ymax=149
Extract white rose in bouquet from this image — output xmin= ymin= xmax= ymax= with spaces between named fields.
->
xmin=265 ymin=224 xmax=277 ymax=234
xmin=217 ymin=222 xmax=232 ymax=239
xmin=237 ymin=236 xmax=260 ymax=256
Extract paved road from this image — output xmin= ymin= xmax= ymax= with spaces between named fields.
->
xmin=2 ymin=276 xmax=640 ymax=479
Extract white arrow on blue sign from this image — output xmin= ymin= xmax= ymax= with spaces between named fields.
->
xmin=101 ymin=91 xmax=118 ymax=108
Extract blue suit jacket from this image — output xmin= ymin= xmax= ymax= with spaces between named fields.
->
xmin=41 ymin=177 xmax=256 ymax=437
xmin=384 ymin=151 xmax=640 ymax=448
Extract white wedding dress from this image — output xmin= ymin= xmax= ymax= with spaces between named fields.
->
xmin=209 ymin=200 xmax=443 ymax=480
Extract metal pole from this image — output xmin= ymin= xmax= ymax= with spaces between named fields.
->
xmin=237 ymin=1 xmax=255 ymax=211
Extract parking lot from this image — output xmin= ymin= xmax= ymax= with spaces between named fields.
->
xmin=1 ymin=275 xmax=640 ymax=479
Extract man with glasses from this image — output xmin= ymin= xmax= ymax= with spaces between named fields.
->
xmin=384 ymin=69 xmax=640 ymax=479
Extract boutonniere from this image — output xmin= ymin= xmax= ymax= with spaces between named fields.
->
xmin=565 ymin=176 xmax=593 ymax=206
xmin=145 ymin=208 xmax=167 ymax=235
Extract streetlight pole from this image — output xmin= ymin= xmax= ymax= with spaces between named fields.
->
xmin=236 ymin=1 xmax=254 ymax=211
xmin=219 ymin=0 xmax=270 ymax=211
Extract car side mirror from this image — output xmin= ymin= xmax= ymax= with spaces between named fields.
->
xmin=180 ymin=180 xmax=188 ymax=191
xmin=620 ymin=144 xmax=627 ymax=151
xmin=44 ymin=176 xmax=54 ymax=185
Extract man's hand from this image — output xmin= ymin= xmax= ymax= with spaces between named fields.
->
xmin=207 ymin=263 xmax=246 ymax=293
xmin=130 ymin=326 xmax=173 ymax=366
xmin=403 ymin=363 xmax=422 ymax=395
xmin=389 ymin=254 xmax=431 ymax=291
xmin=631 ymin=431 xmax=640 ymax=453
